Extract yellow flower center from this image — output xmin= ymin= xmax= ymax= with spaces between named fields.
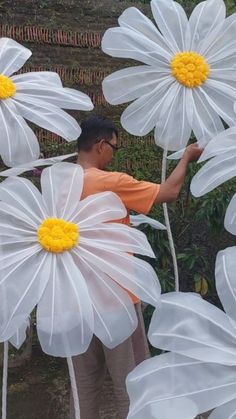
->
xmin=0 ymin=74 xmax=16 ymax=99
xmin=37 ymin=218 xmax=79 ymax=253
xmin=171 ymin=51 xmax=210 ymax=88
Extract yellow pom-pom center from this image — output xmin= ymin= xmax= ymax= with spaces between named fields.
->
xmin=171 ymin=51 xmax=210 ymax=88
xmin=0 ymin=75 xmax=16 ymax=99
xmin=37 ymin=218 xmax=79 ymax=253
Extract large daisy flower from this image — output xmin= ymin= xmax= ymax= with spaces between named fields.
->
xmin=102 ymin=0 xmax=236 ymax=151
xmin=0 ymin=163 xmax=160 ymax=357
xmin=0 ymin=38 xmax=93 ymax=167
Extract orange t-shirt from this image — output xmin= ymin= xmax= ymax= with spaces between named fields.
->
xmin=82 ymin=168 xmax=160 ymax=303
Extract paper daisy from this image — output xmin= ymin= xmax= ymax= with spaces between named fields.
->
xmin=0 ymin=162 xmax=160 ymax=357
xmin=102 ymin=0 xmax=236 ymax=151
xmin=0 ymin=38 xmax=93 ymax=167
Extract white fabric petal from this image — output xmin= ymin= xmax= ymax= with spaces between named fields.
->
xmin=190 ymin=149 xmax=236 ymax=197
xmin=208 ymin=398 xmax=236 ymax=419
xmin=70 ymin=191 xmax=127 ymax=226
xmin=102 ymin=66 xmax=169 ymax=105
xmin=0 ymin=201 xmax=38 ymax=232
xmin=75 ymin=254 xmax=138 ymax=348
xmin=127 ymin=352 xmax=236 ymax=419
xmin=210 ymin=56 xmax=236 ymax=83
xmin=9 ymin=318 xmax=29 ymax=349
xmin=118 ymin=7 xmax=174 ymax=55
xmin=12 ymin=71 xmax=63 ymax=87
xmin=102 ymin=27 xmax=171 ymax=66
xmin=0 ymin=100 xmax=40 ymax=167
xmin=149 ymin=292 xmax=236 ymax=365
xmin=41 ymin=163 xmax=84 ymax=219
xmin=151 ymin=0 xmax=188 ymax=52
xmin=15 ymin=87 xmax=93 ymax=110
xmin=154 ymin=85 xmax=192 ymax=151
xmin=0 ymin=38 xmax=31 ymax=76
xmin=198 ymin=127 xmax=236 ymax=163
xmin=216 ymin=247 xmax=236 ymax=323
xmin=12 ymin=95 xmax=81 ymax=141
xmin=80 ymin=222 xmax=155 ymax=258
xmin=225 ymin=195 xmax=236 ymax=235
xmin=37 ymin=252 xmax=94 ymax=357
xmin=75 ymin=245 xmax=160 ymax=306
xmin=0 ymin=176 xmax=47 ymax=223
xmin=0 ymin=249 xmax=49 ymax=342
xmin=120 ymin=77 xmax=174 ymax=137
xmin=187 ymin=0 xmax=225 ymax=52
xmin=130 ymin=214 xmax=166 ymax=230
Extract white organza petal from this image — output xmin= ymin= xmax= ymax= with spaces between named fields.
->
xmin=0 ymin=38 xmax=31 ymax=76
xmin=37 ymin=252 xmax=94 ymax=357
xmin=70 ymin=191 xmax=127 ymax=226
xmin=130 ymin=214 xmax=166 ymax=230
xmin=15 ymin=87 xmax=93 ymax=110
xmin=0 ymin=176 xmax=47 ymax=223
xmin=191 ymin=149 xmax=236 ymax=197
xmin=151 ymin=0 xmax=188 ymax=51
xmin=12 ymin=71 xmax=62 ymax=86
xmin=118 ymin=6 xmax=174 ymax=54
xmin=120 ymin=77 xmax=174 ymax=137
xmin=0 ymin=201 xmax=38 ymax=232
xmin=216 ymin=247 xmax=236 ymax=323
xmin=102 ymin=27 xmax=171 ymax=66
xmin=75 ymin=254 xmax=138 ymax=348
xmin=127 ymin=352 xmax=236 ymax=418
xmin=40 ymin=163 xmax=84 ymax=219
xmin=210 ymin=58 xmax=236 ymax=82
xmin=198 ymin=127 xmax=236 ymax=163
xmin=102 ymin=66 xmax=169 ymax=105
xmin=149 ymin=292 xmax=236 ymax=365
xmin=9 ymin=318 xmax=29 ymax=349
xmin=12 ymin=95 xmax=81 ymax=141
xmin=208 ymin=398 xmax=236 ymax=419
xmin=154 ymin=85 xmax=192 ymax=151
xmin=225 ymin=195 xmax=236 ymax=235
xmin=76 ymin=245 xmax=160 ymax=306
xmin=80 ymin=222 xmax=155 ymax=257
xmin=190 ymin=88 xmax=224 ymax=147
xmin=0 ymin=249 xmax=49 ymax=342
xmin=0 ymin=101 xmax=40 ymax=167
xmin=187 ymin=0 xmax=225 ymax=51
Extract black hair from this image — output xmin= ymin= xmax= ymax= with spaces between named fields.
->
xmin=77 ymin=115 xmax=118 ymax=152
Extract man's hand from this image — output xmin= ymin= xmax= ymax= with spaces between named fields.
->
xmin=183 ymin=143 xmax=204 ymax=162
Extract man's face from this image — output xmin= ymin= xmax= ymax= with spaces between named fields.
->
xmin=99 ymin=132 xmax=118 ymax=169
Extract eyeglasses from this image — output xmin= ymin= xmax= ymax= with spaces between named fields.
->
xmin=104 ymin=141 xmax=120 ymax=152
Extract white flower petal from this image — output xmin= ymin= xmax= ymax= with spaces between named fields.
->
xmin=216 ymin=247 xmax=236 ymax=324
xmin=37 ymin=252 xmax=94 ymax=357
xmin=73 ymin=253 xmax=138 ymax=348
xmin=76 ymin=246 xmax=160 ymax=306
xmin=0 ymin=201 xmax=38 ymax=230
xmin=70 ymin=191 xmax=127 ymax=226
xmin=149 ymin=292 xmax=236 ymax=365
xmin=198 ymin=127 xmax=236 ymax=163
xmin=12 ymin=71 xmax=62 ymax=86
xmin=130 ymin=214 xmax=166 ymax=230
xmin=0 ymin=38 xmax=31 ymax=76
xmin=191 ymin=149 xmax=236 ymax=197
xmin=208 ymin=398 xmax=236 ymax=419
xmin=0 ymin=249 xmax=49 ymax=342
xmin=12 ymin=95 xmax=81 ymax=141
xmin=102 ymin=65 xmax=169 ymax=106
xmin=15 ymin=86 xmax=93 ymax=110
xmin=9 ymin=318 xmax=29 ymax=349
xmin=40 ymin=163 xmax=84 ymax=219
xmin=0 ymin=176 xmax=48 ymax=223
xmin=154 ymin=85 xmax=192 ymax=151
xmin=225 ymin=195 xmax=236 ymax=234
xmin=120 ymin=77 xmax=174 ymax=137
xmin=127 ymin=352 xmax=236 ymax=419
xmin=187 ymin=0 xmax=225 ymax=52
xmin=210 ymin=56 xmax=236 ymax=82
xmin=151 ymin=0 xmax=188 ymax=52
xmin=102 ymin=27 xmax=171 ymax=66
xmin=0 ymin=100 xmax=40 ymax=167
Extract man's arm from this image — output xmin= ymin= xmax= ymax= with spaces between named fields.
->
xmin=155 ymin=143 xmax=203 ymax=204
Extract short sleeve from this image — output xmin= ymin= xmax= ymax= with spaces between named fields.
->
xmin=104 ymin=172 xmax=160 ymax=214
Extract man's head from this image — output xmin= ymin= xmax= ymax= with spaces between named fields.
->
xmin=77 ymin=116 xmax=119 ymax=169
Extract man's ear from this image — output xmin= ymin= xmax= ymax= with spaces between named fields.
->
xmin=96 ymin=139 xmax=105 ymax=154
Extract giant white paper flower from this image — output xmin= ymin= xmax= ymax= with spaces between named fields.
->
xmin=0 ymin=38 xmax=93 ymax=167
xmin=102 ymin=0 xmax=236 ymax=151
xmin=0 ymin=163 xmax=160 ymax=357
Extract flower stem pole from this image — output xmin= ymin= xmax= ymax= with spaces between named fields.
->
xmin=161 ymin=149 xmax=179 ymax=292
xmin=67 ymin=357 xmax=80 ymax=419
xmin=2 ymin=341 xmax=8 ymax=419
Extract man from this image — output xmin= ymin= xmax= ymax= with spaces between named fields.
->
xmin=71 ymin=115 xmax=203 ymax=419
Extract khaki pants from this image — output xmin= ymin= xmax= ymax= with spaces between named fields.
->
xmin=70 ymin=302 xmax=149 ymax=419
